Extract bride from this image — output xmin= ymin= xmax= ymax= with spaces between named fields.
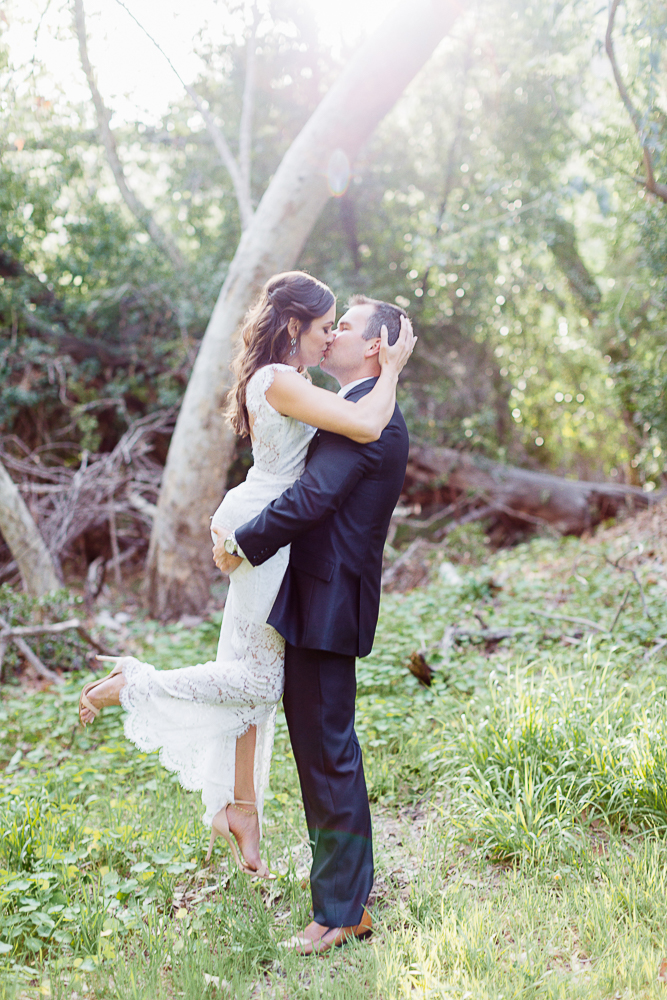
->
xmin=78 ymin=271 xmax=414 ymax=877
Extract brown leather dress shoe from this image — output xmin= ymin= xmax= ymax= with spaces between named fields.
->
xmin=280 ymin=909 xmax=372 ymax=956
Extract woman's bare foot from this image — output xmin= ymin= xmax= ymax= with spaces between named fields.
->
xmin=226 ymin=803 xmax=265 ymax=874
xmin=79 ymin=673 xmax=126 ymax=725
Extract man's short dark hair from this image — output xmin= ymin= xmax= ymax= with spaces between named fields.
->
xmin=347 ymin=294 xmax=407 ymax=346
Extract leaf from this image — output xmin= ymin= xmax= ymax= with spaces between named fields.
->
xmin=0 ymin=942 xmax=11 ymax=954
xmin=657 ymin=958 xmax=667 ymax=982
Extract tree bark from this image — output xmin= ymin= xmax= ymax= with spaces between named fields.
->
xmin=0 ymin=460 xmax=61 ymax=597
xmin=145 ymin=0 xmax=462 ymax=617
xmin=405 ymin=445 xmax=663 ymax=536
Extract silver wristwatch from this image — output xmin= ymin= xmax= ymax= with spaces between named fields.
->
xmin=223 ymin=531 xmax=241 ymax=557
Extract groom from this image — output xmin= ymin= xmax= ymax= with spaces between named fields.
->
xmin=214 ymin=295 xmax=411 ymax=954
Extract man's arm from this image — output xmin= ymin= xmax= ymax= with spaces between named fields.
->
xmin=235 ymin=433 xmax=383 ymax=567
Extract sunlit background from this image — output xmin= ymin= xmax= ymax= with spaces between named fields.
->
xmin=5 ymin=0 xmax=399 ymax=121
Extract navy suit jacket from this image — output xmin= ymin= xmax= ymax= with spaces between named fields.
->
xmin=235 ymin=378 xmax=409 ymax=657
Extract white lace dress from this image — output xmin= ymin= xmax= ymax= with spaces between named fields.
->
xmin=119 ymin=364 xmax=315 ymax=829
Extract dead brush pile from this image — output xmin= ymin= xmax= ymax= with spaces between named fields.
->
xmin=0 ymin=409 xmax=175 ymax=593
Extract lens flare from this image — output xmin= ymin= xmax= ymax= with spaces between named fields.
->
xmin=327 ymin=149 xmax=351 ymax=196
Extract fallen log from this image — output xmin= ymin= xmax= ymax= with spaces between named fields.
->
xmin=404 ymin=445 xmax=663 ymax=537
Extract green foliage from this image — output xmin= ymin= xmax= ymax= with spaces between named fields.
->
xmin=299 ymin=0 xmax=667 ymax=484
xmin=0 ymin=521 xmax=666 ymax=993
xmin=440 ymin=660 xmax=667 ymax=860
xmin=0 ymin=586 xmax=90 ymax=678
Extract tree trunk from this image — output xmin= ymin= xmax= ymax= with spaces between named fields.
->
xmin=0 ymin=460 xmax=61 ymax=597
xmin=145 ymin=0 xmax=462 ymax=617
xmin=405 ymin=445 xmax=663 ymax=536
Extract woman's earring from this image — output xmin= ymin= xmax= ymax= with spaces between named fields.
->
xmin=289 ymin=337 xmax=298 ymax=357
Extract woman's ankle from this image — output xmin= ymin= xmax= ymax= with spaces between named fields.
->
xmin=90 ymin=674 xmax=125 ymax=709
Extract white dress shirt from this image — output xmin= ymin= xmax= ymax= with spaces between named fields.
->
xmin=337 ymin=377 xmax=375 ymax=398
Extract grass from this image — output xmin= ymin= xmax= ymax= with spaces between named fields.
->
xmin=0 ymin=520 xmax=667 ymax=997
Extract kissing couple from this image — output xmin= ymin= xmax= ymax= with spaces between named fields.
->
xmin=79 ymin=270 xmax=416 ymax=955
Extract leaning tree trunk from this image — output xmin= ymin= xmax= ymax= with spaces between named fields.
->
xmin=145 ymin=0 xmax=462 ymax=617
xmin=405 ymin=445 xmax=664 ymax=536
xmin=0 ymin=459 xmax=61 ymax=597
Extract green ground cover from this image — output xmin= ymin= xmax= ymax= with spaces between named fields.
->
xmin=1 ymin=518 xmax=667 ymax=999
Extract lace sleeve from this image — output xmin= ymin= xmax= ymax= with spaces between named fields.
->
xmin=246 ymin=363 xmax=293 ymax=418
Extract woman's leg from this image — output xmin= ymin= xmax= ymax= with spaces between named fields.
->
xmin=226 ymin=725 xmax=263 ymax=871
xmin=234 ymin=724 xmax=257 ymax=801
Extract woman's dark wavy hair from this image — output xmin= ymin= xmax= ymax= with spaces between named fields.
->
xmin=225 ymin=271 xmax=335 ymax=437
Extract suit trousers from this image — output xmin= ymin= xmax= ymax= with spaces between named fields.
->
xmin=282 ymin=642 xmax=373 ymax=928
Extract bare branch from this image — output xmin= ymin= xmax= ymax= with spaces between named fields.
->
xmin=111 ymin=0 xmax=253 ymax=230
xmin=605 ymin=0 xmax=667 ymax=202
xmin=72 ymin=0 xmax=188 ymax=267
xmin=0 ymin=617 xmax=114 ymax=656
xmin=108 ymin=500 xmax=122 ymax=587
xmin=528 ymin=609 xmax=609 ymax=634
xmin=188 ymin=91 xmax=253 ymax=230
xmin=609 ymin=585 xmax=631 ymax=633
xmin=434 ymin=503 xmax=496 ymax=540
xmin=1 ymin=618 xmax=85 ymax=638
xmin=0 ymin=614 xmax=61 ymax=683
xmin=604 ymin=554 xmax=657 ymax=624
xmin=238 ymin=5 xmax=259 ymax=212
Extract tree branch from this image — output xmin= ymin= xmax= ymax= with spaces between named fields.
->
xmin=605 ymin=0 xmax=667 ymax=202
xmin=528 ymin=609 xmax=608 ymax=634
xmin=187 ymin=88 xmax=253 ymax=230
xmin=238 ymin=5 xmax=259 ymax=215
xmin=111 ymin=0 xmax=253 ymax=230
xmin=72 ymin=0 xmax=188 ymax=268
xmin=0 ymin=617 xmax=114 ymax=655
xmin=0 ymin=615 xmax=61 ymax=683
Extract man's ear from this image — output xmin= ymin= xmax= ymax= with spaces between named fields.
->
xmin=364 ymin=338 xmax=381 ymax=358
